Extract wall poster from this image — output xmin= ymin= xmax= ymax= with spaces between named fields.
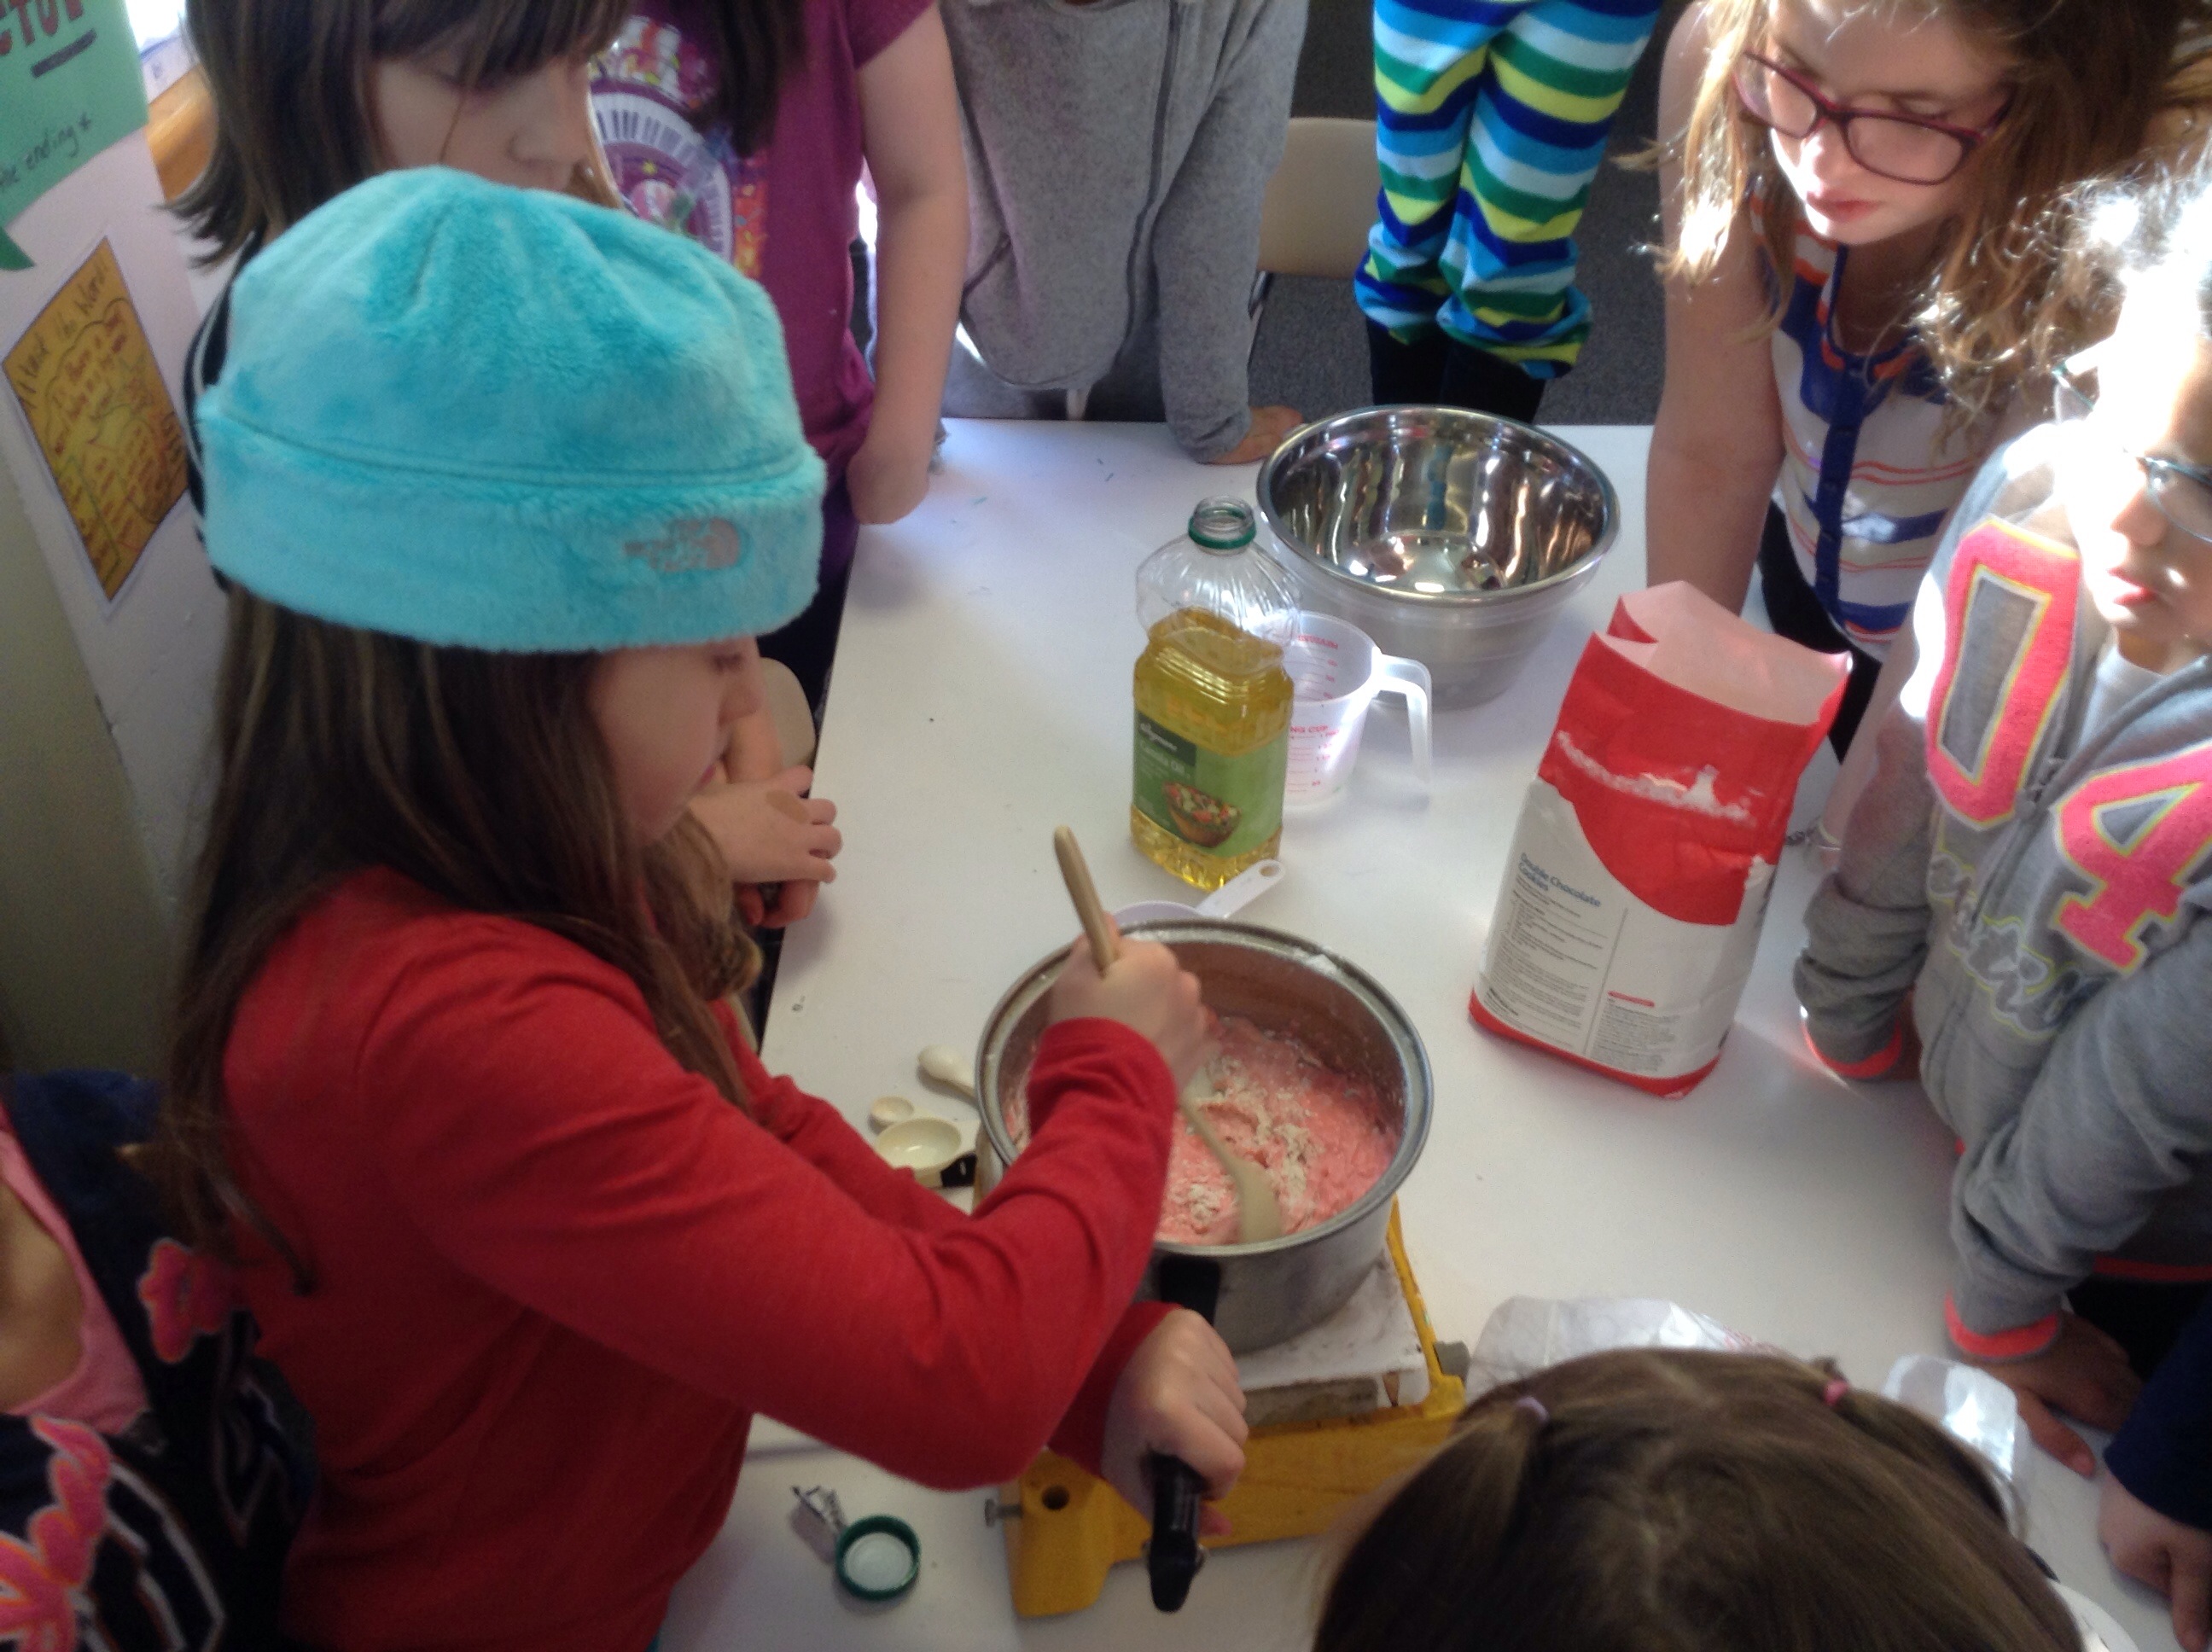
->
xmin=4 ymin=237 xmax=189 ymax=601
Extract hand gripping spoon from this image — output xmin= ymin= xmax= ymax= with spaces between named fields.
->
xmin=1050 ymin=829 xmax=1282 ymax=1245
xmin=1049 ymin=827 xmax=1278 ymax=1614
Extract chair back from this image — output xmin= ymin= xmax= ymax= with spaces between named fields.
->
xmin=1255 ymin=118 xmax=1382 ymax=280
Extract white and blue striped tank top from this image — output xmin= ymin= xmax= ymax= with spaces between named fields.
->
xmin=1761 ymin=200 xmax=1994 ymax=658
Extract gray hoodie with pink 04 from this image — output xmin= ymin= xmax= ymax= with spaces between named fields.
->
xmin=938 ymin=0 xmax=1305 ymax=461
xmin=1796 ymin=422 xmax=2212 ymax=1358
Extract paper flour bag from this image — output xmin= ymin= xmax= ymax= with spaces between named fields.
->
xmin=1470 ymin=583 xmax=1845 ymax=1096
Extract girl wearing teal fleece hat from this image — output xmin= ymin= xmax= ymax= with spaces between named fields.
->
xmin=160 ymin=170 xmax=1248 ymax=1651
xmin=179 ymin=0 xmax=840 ymax=928
xmin=195 ymin=167 xmax=827 ymax=651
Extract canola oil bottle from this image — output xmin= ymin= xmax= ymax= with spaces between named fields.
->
xmin=1131 ymin=497 xmax=1297 ymax=891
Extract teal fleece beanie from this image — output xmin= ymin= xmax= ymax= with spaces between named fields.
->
xmin=198 ymin=167 xmax=825 ymax=651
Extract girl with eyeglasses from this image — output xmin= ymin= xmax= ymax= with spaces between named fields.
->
xmin=1646 ymin=0 xmax=2212 ymax=759
xmin=1796 ymin=148 xmax=2212 ymax=1652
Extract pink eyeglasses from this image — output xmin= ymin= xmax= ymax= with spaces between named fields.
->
xmin=1732 ymin=52 xmax=2008 ymax=186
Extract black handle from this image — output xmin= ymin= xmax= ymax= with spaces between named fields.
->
xmin=1147 ymin=1458 xmax=1206 ymax=1610
xmin=1146 ymin=1256 xmax=1221 ymax=1613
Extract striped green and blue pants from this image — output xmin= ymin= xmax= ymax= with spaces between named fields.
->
xmin=1358 ymin=0 xmax=1662 ymax=379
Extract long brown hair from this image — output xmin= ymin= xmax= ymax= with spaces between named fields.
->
xmin=180 ymin=0 xmax=633 ymax=261
xmin=155 ymin=590 xmax=757 ymax=1284
xmin=1664 ymin=0 xmax=2212 ymax=424
xmin=688 ymin=0 xmax=810 ymax=157
xmin=1315 ymin=1348 xmax=2080 ymax=1652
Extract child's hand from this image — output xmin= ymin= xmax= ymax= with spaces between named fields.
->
xmin=2102 ymin=1473 xmax=2212 ymax=1652
xmin=688 ymin=766 xmax=841 ymax=887
xmin=722 ymin=701 xmax=793 ymax=784
xmin=1205 ymin=404 xmax=1303 ymax=467
xmin=847 ymin=426 xmax=934 ymax=524
xmin=1098 ymin=1308 xmax=1248 ymax=1534
xmin=736 ymin=880 xmax=823 ymax=929
xmin=1970 ymin=1312 xmax=2142 ymax=1475
xmin=1046 ymin=931 xmax=1210 ymax=1085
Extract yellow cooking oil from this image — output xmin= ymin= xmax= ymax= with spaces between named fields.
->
xmin=1131 ymin=611 xmax=1293 ymax=888
xmin=1130 ymin=499 xmax=1298 ymax=892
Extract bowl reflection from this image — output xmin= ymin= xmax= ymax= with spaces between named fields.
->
xmin=1256 ymin=407 xmax=1620 ymax=706
xmin=1260 ymin=406 xmax=1615 ymax=599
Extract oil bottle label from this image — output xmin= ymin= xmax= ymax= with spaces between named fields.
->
xmin=1132 ymin=713 xmax=1287 ymax=859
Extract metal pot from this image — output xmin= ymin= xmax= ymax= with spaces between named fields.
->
xmin=974 ymin=921 xmax=1432 ymax=1353
xmin=1256 ymin=406 xmax=1619 ymax=708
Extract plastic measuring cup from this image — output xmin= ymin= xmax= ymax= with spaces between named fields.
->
xmin=1114 ymin=858 xmax=1286 ymax=928
xmin=1282 ymin=612 xmax=1433 ymax=805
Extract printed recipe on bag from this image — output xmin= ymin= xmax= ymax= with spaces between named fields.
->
xmin=1479 ymin=780 xmax=1775 ymax=1081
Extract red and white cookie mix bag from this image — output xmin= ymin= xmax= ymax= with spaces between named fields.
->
xmin=1471 ymin=584 xmax=1846 ymax=1096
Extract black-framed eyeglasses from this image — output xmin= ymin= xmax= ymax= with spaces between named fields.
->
xmin=1732 ymin=52 xmax=2007 ymax=186
xmin=2055 ymin=360 xmax=2212 ymax=543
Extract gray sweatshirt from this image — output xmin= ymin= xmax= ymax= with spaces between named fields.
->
xmin=939 ymin=0 xmax=1305 ymax=460
xmin=1796 ymin=423 xmax=2212 ymax=1347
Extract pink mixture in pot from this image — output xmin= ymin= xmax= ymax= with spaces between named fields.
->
xmin=1008 ymin=1015 xmax=1400 ymax=1247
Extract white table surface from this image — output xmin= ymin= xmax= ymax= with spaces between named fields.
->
xmin=663 ymin=420 xmax=2172 ymax=1652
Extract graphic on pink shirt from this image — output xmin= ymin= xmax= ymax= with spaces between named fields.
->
xmin=594 ymin=16 xmax=769 ymax=277
xmin=0 ymin=1418 xmax=111 ymax=1649
xmin=137 ymin=1240 xmax=234 ymax=1366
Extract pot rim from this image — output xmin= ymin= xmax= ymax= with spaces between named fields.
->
xmin=1255 ymin=407 xmax=1621 ymax=608
xmin=974 ymin=919 xmax=1433 ymax=1259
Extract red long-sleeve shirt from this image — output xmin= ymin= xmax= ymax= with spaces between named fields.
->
xmin=223 ymin=869 xmax=1174 ymax=1651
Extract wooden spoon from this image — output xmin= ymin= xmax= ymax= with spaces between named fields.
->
xmin=1051 ymin=827 xmax=1283 ymax=1245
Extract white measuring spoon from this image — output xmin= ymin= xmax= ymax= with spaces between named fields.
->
xmin=1114 ymin=858 xmax=1285 ymax=929
xmin=916 ymin=1044 xmax=975 ymax=1100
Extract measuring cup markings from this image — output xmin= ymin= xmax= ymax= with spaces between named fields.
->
xmin=1284 ymin=614 xmax=1434 ymax=802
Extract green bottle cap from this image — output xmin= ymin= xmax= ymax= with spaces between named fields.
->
xmin=835 ymin=1514 xmax=922 ymax=1602
xmin=1188 ymin=497 xmax=1256 ymax=551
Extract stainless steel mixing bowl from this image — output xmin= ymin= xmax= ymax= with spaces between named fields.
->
xmin=974 ymin=921 xmax=1432 ymax=1354
xmin=1256 ymin=407 xmax=1619 ymax=707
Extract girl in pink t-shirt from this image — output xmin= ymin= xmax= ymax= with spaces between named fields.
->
xmin=592 ymin=0 xmax=967 ymax=718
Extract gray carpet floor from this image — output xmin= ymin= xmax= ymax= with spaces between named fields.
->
xmin=1251 ymin=0 xmax=1676 ymax=427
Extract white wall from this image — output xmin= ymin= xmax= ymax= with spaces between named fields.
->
xmin=125 ymin=0 xmax=188 ymax=49
xmin=0 ymin=447 xmax=172 ymax=1071
xmin=0 ymin=131 xmax=224 ymax=1070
